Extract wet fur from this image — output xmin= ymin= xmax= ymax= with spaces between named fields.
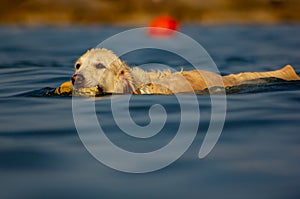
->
xmin=72 ymin=48 xmax=300 ymax=94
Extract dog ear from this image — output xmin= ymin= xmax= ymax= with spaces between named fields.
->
xmin=114 ymin=70 xmax=136 ymax=94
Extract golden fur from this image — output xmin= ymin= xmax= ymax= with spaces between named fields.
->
xmin=70 ymin=48 xmax=300 ymax=95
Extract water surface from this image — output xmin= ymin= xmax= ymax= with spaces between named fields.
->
xmin=0 ymin=25 xmax=300 ymax=199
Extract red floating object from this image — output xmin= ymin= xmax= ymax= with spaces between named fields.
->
xmin=148 ymin=15 xmax=179 ymax=37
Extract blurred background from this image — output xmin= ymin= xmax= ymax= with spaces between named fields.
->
xmin=1 ymin=0 xmax=300 ymax=26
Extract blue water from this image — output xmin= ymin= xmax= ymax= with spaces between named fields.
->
xmin=0 ymin=25 xmax=300 ymax=199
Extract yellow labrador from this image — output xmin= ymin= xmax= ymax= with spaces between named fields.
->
xmin=65 ymin=48 xmax=300 ymax=95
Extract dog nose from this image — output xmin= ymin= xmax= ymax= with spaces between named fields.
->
xmin=72 ymin=74 xmax=84 ymax=85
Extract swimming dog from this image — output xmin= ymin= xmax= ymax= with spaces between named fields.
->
xmin=70 ymin=48 xmax=300 ymax=95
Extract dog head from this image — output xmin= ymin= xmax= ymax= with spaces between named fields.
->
xmin=72 ymin=48 xmax=136 ymax=93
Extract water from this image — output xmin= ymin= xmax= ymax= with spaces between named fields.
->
xmin=0 ymin=25 xmax=300 ymax=199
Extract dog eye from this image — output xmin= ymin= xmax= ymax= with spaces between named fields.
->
xmin=75 ymin=63 xmax=81 ymax=70
xmin=95 ymin=63 xmax=106 ymax=69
